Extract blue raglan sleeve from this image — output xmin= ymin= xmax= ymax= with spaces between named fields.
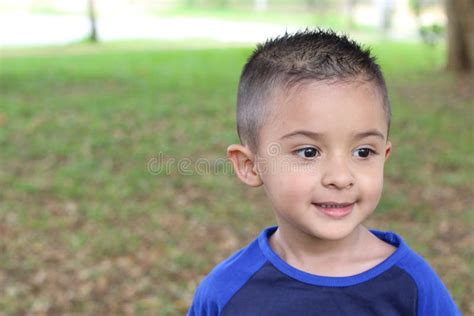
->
xmin=398 ymin=252 xmax=461 ymax=316
xmin=414 ymin=264 xmax=461 ymax=316
xmin=187 ymin=236 xmax=269 ymax=316
xmin=187 ymin=279 xmax=219 ymax=316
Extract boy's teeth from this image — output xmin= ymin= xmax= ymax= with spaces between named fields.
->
xmin=320 ymin=203 xmax=347 ymax=208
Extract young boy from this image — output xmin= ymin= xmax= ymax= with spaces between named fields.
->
xmin=188 ymin=29 xmax=461 ymax=315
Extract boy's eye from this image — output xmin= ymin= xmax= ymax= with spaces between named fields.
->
xmin=296 ymin=147 xmax=320 ymax=159
xmin=353 ymin=148 xmax=375 ymax=158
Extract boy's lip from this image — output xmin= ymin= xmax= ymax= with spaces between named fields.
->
xmin=312 ymin=202 xmax=355 ymax=219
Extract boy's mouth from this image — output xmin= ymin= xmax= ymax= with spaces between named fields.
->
xmin=312 ymin=202 xmax=355 ymax=219
xmin=315 ymin=202 xmax=353 ymax=208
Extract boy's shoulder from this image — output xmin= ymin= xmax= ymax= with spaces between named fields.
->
xmin=187 ymin=233 xmax=267 ymax=316
xmin=392 ymin=234 xmax=461 ymax=315
xmin=356 ymin=229 xmax=461 ymax=315
xmin=188 ymin=228 xmax=461 ymax=316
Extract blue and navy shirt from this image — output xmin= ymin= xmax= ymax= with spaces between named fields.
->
xmin=188 ymin=226 xmax=460 ymax=315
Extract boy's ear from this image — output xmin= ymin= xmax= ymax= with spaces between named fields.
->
xmin=384 ymin=141 xmax=392 ymax=161
xmin=227 ymin=144 xmax=263 ymax=187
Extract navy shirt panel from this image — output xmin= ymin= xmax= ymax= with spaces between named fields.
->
xmin=222 ymin=262 xmax=417 ymax=316
xmin=188 ymin=227 xmax=461 ymax=316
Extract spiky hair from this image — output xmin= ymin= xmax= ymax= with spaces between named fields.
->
xmin=236 ymin=29 xmax=391 ymax=152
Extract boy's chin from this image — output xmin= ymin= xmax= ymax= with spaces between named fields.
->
xmin=306 ymin=224 xmax=364 ymax=241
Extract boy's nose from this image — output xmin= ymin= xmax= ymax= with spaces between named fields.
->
xmin=321 ymin=158 xmax=355 ymax=190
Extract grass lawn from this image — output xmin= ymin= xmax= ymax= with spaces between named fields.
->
xmin=0 ymin=40 xmax=473 ymax=315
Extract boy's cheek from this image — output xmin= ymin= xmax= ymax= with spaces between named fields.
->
xmin=273 ymin=175 xmax=315 ymax=202
xmin=264 ymin=170 xmax=305 ymax=189
xmin=358 ymin=172 xmax=384 ymax=195
xmin=255 ymin=155 xmax=278 ymax=177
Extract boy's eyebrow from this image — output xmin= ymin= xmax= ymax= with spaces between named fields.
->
xmin=353 ymin=130 xmax=386 ymax=141
xmin=279 ymin=130 xmax=323 ymax=140
xmin=279 ymin=129 xmax=385 ymax=141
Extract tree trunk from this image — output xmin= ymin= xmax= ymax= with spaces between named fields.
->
xmin=88 ymin=0 xmax=98 ymax=43
xmin=378 ymin=0 xmax=394 ymax=33
xmin=446 ymin=0 xmax=474 ymax=73
xmin=346 ymin=0 xmax=358 ymax=30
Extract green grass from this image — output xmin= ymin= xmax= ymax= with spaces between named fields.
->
xmin=1 ymin=40 xmax=473 ymax=314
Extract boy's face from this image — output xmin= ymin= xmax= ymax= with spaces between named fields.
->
xmin=254 ymin=80 xmax=391 ymax=241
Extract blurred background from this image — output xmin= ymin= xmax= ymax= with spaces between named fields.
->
xmin=0 ymin=0 xmax=473 ymax=315
xmin=0 ymin=0 xmax=453 ymax=46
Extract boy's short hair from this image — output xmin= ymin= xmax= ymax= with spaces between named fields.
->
xmin=236 ymin=29 xmax=391 ymax=153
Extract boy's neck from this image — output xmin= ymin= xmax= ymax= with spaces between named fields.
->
xmin=269 ymin=224 xmax=396 ymax=277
